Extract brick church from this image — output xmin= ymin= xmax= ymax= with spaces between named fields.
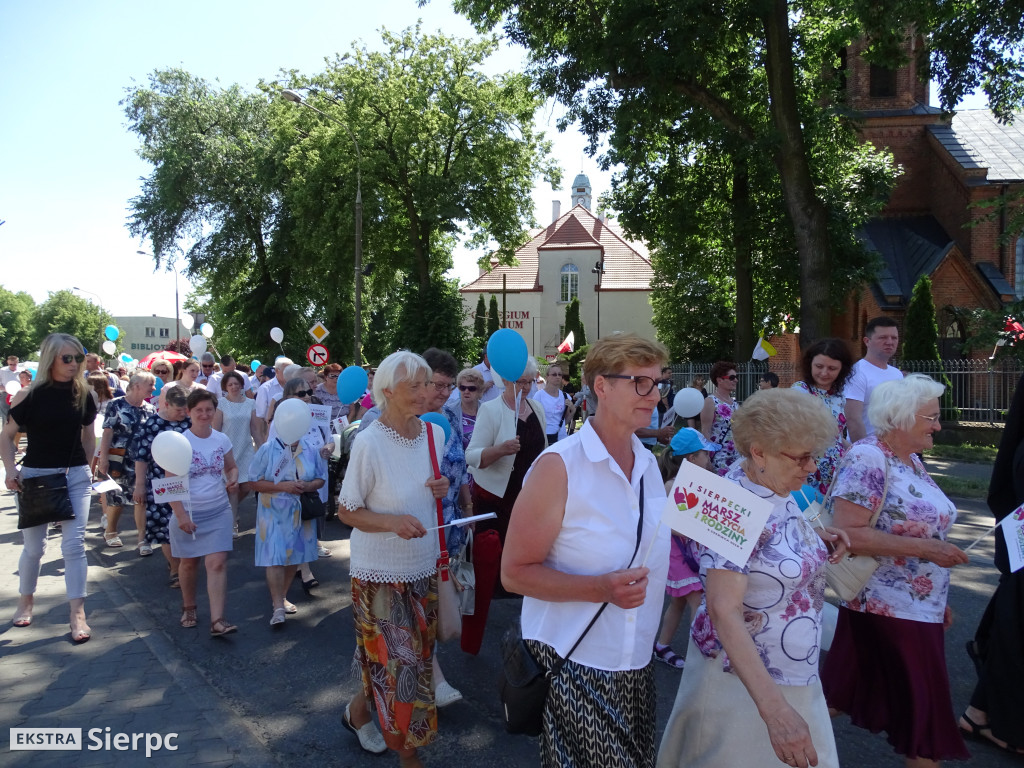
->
xmin=829 ymin=37 xmax=1024 ymax=358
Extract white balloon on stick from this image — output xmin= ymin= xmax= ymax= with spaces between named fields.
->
xmin=274 ymin=398 xmax=312 ymax=444
xmin=151 ymin=431 xmax=193 ymax=476
xmin=270 ymin=327 xmax=284 ymax=344
xmin=181 ymin=315 xmax=195 ymax=331
xmin=200 ymin=322 xmax=214 ymax=339
xmin=102 ymin=340 xmax=116 ymax=355
xmin=190 ymin=335 xmax=207 ymax=358
xmin=674 ymin=388 xmax=706 ymax=419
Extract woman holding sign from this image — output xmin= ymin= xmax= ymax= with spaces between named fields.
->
xmin=504 ymin=333 xmax=671 ymax=768
xmin=166 ymin=389 xmax=239 ymax=636
xmin=659 ymin=388 xmax=849 ymax=768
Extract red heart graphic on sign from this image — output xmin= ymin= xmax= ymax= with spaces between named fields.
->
xmin=686 ymin=492 xmax=698 ymax=509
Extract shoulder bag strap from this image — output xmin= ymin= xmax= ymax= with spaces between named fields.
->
xmin=426 ymin=423 xmax=449 ymax=578
xmin=550 ymin=477 xmax=646 ymax=676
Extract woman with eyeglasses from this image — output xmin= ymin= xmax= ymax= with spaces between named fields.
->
xmin=530 ymin=362 xmax=576 ymax=446
xmin=454 ymin=368 xmax=484 ymax=450
xmin=466 ymin=356 xmax=546 ymax=550
xmin=149 ymin=362 xmax=173 ymax=403
xmin=699 ymin=360 xmax=740 ymax=476
xmin=659 ymin=388 xmax=849 ymax=768
xmin=213 ymin=371 xmax=259 ymax=537
xmin=822 ymin=375 xmax=970 ymax=765
xmin=131 ymin=385 xmax=192 ymax=589
xmin=505 ymin=333 xmax=672 ymax=767
xmin=2 ymin=334 xmax=97 ymax=642
xmin=254 ymin=377 xmax=329 ymax=620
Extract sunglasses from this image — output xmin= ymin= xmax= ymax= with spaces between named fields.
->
xmin=458 ymin=384 xmax=478 ymax=392
xmin=201 ymin=364 xmax=214 ymax=369
xmin=292 ymin=389 xmax=313 ymax=398
xmin=326 ymin=374 xmax=339 ymax=379
xmin=61 ymin=354 xmax=86 ymax=364
xmin=725 ymin=374 xmax=738 ymax=381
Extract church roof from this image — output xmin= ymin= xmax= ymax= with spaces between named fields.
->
xmin=461 ymin=205 xmax=654 ymax=292
xmin=929 ymin=110 xmax=1024 ymax=182
xmin=858 ymin=216 xmax=954 ymax=308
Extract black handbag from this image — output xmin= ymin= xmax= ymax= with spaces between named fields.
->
xmin=17 ymin=472 xmax=76 ymax=530
xmin=299 ymin=491 xmax=325 ymax=521
xmin=498 ymin=479 xmax=645 ymax=736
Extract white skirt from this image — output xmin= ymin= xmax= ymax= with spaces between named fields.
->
xmin=656 ymin=637 xmax=839 ymax=768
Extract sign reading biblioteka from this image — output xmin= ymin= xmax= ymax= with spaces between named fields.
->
xmin=662 ymin=462 xmax=773 ymax=567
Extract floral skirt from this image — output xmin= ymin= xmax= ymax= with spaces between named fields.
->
xmin=351 ymin=574 xmax=438 ymax=751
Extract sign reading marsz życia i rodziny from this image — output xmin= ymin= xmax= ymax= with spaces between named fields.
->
xmin=661 ymin=462 xmax=773 ymax=568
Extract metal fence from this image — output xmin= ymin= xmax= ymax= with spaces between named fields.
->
xmin=669 ymin=359 xmax=1023 ymax=425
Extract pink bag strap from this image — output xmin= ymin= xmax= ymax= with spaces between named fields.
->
xmin=426 ymin=422 xmax=449 ymax=580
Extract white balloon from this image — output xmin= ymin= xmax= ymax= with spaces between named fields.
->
xmin=151 ymin=431 xmax=193 ymax=476
xmin=274 ymin=398 xmax=312 ymax=444
xmin=190 ymin=335 xmax=207 ymax=358
xmin=5 ymin=381 xmax=20 ymax=396
xmin=181 ymin=315 xmax=195 ymax=330
xmin=674 ymin=388 xmax=706 ymax=419
xmin=270 ymin=326 xmax=284 ymax=344
xmin=200 ymin=322 xmax=214 ymax=339
xmin=102 ymin=340 xmax=116 ymax=356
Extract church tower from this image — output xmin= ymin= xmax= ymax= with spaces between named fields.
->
xmin=570 ymin=172 xmax=592 ymax=210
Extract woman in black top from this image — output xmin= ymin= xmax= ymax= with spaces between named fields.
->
xmin=1 ymin=333 xmax=97 ymax=643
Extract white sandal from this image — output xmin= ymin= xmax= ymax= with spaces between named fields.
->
xmin=342 ymin=703 xmax=387 ymax=754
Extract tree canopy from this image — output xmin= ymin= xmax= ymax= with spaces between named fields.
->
xmin=34 ymin=290 xmax=113 ymax=352
xmin=0 ymin=287 xmax=37 ymax=360
xmin=453 ymin=0 xmax=1024 ymax=349
xmin=123 ymin=26 xmax=559 ymax=365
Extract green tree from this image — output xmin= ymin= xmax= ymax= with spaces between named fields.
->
xmin=563 ymin=296 xmax=587 ymax=348
xmin=0 ymin=287 xmax=37 ymax=359
xmin=487 ymin=295 xmax=501 ymax=337
xmin=454 ymin=0 xmax=1024 ymax=345
xmin=34 ymin=291 xmax=112 ymax=351
xmin=903 ymin=277 xmax=942 ymax=361
xmin=473 ymin=294 xmax=487 ymax=343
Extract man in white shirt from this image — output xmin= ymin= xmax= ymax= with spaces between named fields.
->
xmin=473 ymin=352 xmax=502 ymax=403
xmin=196 ymin=352 xmax=217 ymax=388
xmin=255 ymin=357 xmax=292 ymax=443
xmin=846 ymin=316 xmax=904 ymax=442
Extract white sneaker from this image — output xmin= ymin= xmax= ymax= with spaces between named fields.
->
xmin=318 ymin=545 xmax=332 ymax=557
xmin=434 ymin=681 xmax=463 ymax=708
xmin=342 ymin=703 xmax=387 ymax=754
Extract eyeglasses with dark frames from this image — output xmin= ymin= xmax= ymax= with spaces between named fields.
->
xmin=293 ymin=389 xmax=314 ymax=398
xmin=601 ymin=374 xmax=659 ymax=396
xmin=61 ymin=354 xmax=86 ymax=364
xmin=458 ymin=384 xmax=478 ymax=392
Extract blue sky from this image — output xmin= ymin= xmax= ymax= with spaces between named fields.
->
xmin=0 ymin=2 xmax=986 ymax=319
xmin=0 ymin=0 xmax=609 ymax=317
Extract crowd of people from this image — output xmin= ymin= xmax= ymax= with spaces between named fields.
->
xmin=1 ymin=319 xmax=1020 ymax=767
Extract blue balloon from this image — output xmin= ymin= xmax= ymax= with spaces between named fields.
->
xmin=153 ymin=378 xmax=164 ymax=395
xmin=28 ymin=368 xmax=36 ymax=380
xmin=487 ymin=328 xmax=528 ymax=383
xmin=119 ymin=353 xmax=132 ymax=364
xmin=420 ymin=412 xmax=452 ymax=443
xmin=337 ymin=366 xmax=369 ymax=404
xmin=791 ymin=484 xmax=823 ymax=513
xmin=104 ymin=325 xmax=119 ymax=341
xmin=249 ymin=359 xmax=261 ymax=373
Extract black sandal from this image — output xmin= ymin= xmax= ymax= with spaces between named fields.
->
xmin=959 ymin=713 xmax=1024 ymax=755
xmin=296 ymin=572 xmax=319 ymax=594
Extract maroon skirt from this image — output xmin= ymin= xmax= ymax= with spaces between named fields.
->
xmin=822 ymin=607 xmax=969 ymax=761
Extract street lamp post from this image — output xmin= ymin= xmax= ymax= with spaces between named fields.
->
xmin=281 ymin=88 xmax=363 ymax=366
xmin=137 ymin=251 xmax=180 ymax=343
xmin=591 ymin=261 xmax=606 ymax=339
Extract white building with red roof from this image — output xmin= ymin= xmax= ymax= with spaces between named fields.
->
xmin=460 ymin=173 xmax=656 ymax=357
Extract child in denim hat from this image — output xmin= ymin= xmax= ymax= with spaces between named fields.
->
xmin=653 ymin=428 xmax=720 ymax=669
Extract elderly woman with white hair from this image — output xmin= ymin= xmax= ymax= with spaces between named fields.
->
xmin=822 ymin=374 xmax=970 ymax=766
xmin=466 ymin=356 xmax=546 ymax=548
xmin=337 ymin=350 xmax=449 ymax=765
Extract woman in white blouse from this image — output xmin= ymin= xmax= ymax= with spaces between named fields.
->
xmin=658 ymin=389 xmax=848 ymax=768
xmin=503 ymin=333 xmax=672 ymax=767
xmin=338 ymin=351 xmax=448 ymax=766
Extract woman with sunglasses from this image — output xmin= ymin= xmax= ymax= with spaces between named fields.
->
xmin=254 ymin=377 xmax=329 ymax=621
xmin=149 ymin=362 xmax=173 ymax=403
xmin=530 ymin=362 xmax=576 ymax=446
xmin=131 ymin=385 xmax=192 ymax=589
xmin=453 ymin=368 xmax=484 ymax=450
xmin=699 ymin=360 xmax=740 ymax=476
xmin=2 ymin=334 xmax=97 ymax=642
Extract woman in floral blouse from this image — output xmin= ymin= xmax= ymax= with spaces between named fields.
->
xmin=822 ymin=374 xmax=970 ymax=765
xmin=699 ymin=360 xmax=739 ymax=476
xmin=659 ymin=388 xmax=849 ymax=768
xmin=791 ymin=338 xmax=854 ymax=494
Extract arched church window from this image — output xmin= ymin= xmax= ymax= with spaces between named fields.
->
xmin=560 ymin=263 xmax=579 ymax=303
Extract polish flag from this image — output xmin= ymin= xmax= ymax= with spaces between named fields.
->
xmin=557 ymin=331 xmax=575 ymax=354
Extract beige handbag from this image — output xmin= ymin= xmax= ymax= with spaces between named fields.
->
xmin=805 ymin=451 xmax=890 ymax=602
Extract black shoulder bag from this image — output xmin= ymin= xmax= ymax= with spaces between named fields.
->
xmin=17 ymin=391 xmax=78 ymax=530
xmin=499 ymin=478 xmax=646 ymax=736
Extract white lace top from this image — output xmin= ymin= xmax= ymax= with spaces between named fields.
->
xmin=339 ymin=420 xmax=446 ymax=583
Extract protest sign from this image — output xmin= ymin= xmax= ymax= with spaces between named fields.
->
xmin=662 ymin=462 xmax=773 ymax=567
xmin=151 ymin=475 xmax=190 ymax=504
xmin=1002 ymin=505 xmax=1024 ymax=573
xmin=309 ymin=403 xmax=331 ymax=431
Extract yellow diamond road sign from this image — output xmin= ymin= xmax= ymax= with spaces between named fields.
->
xmin=308 ymin=322 xmax=330 ymax=342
